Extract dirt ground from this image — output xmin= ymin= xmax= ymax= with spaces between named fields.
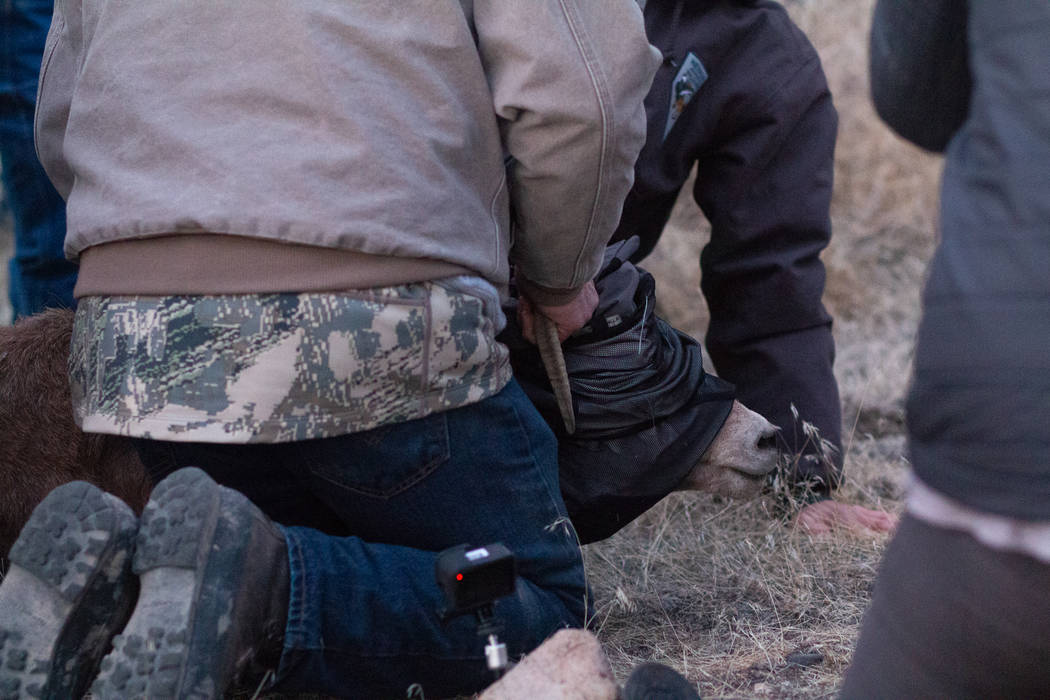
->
xmin=0 ymin=0 xmax=943 ymax=697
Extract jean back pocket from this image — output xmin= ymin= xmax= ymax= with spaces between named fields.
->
xmin=303 ymin=413 xmax=451 ymax=499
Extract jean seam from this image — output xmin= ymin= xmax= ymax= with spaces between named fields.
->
xmin=281 ymin=527 xmax=310 ymax=648
xmin=505 ymin=385 xmax=588 ymax=622
xmin=507 ymin=394 xmax=572 ymax=536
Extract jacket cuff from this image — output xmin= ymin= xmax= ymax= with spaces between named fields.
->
xmin=515 ymin=277 xmax=584 ymax=307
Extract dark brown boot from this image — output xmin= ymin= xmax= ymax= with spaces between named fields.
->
xmin=91 ymin=467 xmax=289 ymax=699
xmin=623 ymin=662 xmax=701 ymax=700
xmin=0 ymin=481 xmax=138 ymax=699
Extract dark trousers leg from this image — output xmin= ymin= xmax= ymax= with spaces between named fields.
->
xmin=841 ymin=514 xmax=1050 ymax=699
xmin=0 ymin=0 xmax=78 ymax=318
xmin=132 ymin=380 xmax=587 ymax=698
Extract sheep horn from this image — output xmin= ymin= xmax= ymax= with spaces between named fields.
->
xmin=535 ymin=314 xmax=576 ymax=435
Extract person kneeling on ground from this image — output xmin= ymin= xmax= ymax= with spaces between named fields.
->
xmin=623 ymin=0 xmax=895 ymax=533
xmin=0 ymin=0 xmax=659 ymax=697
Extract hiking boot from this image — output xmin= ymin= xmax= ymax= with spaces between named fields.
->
xmin=623 ymin=662 xmax=701 ymax=700
xmin=91 ymin=467 xmax=290 ymax=699
xmin=0 ymin=481 xmax=138 ymax=700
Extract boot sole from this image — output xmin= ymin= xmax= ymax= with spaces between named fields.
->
xmin=0 ymin=481 xmax=138 ymax=700
xmin=91 ymin=467 xmax=229 ymax=699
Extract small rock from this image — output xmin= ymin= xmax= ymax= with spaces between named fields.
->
xmin=479 ymin=629 xmax=618 ymax=700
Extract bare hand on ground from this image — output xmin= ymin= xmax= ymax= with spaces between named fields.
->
xmin=797 ymin=500 xmax=898 ymax=535
xmin=519 ymin=280 xmax=599 ymax=343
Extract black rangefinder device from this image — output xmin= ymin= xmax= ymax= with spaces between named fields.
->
xmin=435 ymin=543 xmax=516 ymax=618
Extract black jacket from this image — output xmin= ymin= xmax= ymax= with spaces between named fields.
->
xmin=615 ymin=0 xmax=842 ymax=488
xmin=872 ymin=0 xmax=1050 ymax=520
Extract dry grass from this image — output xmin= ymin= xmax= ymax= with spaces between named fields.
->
xmin=587 ymin=0 xmax=943 ymax=696
xmin=583 ymin=440 xmax=907 ymax=698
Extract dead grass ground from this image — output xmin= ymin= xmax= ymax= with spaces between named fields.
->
xmin=589 ymin=0 xmax=942 ymax=696
xmin=0 ymin=0 xmax=942 ymax=696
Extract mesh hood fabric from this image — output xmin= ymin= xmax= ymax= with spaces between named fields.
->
xmin=503 ymin=239 xmax=735 ymax=543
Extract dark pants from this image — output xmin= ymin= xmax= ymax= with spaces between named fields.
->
xmin=135 ymin=379 xmax=588 ymax=698
xmin=0 ymin=0 xmax=78 ymax=319
xmin=841 ymin=515 xmax=1050 ymax=699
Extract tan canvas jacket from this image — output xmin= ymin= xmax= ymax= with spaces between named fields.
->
xmin=35 ymin=0 xmax=660 ymax=303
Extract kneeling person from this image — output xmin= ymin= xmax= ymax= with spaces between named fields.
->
xmin=0 ymin=0 xmax=660 ymax=697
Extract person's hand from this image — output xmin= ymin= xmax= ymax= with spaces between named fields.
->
xmin=519 ymin=280 xmax=599 ymax=343
xmin=796 ymin=500 xmax=898 ymax=535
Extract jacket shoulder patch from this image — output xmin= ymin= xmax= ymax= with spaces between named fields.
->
xmin=664 ymin=52 xmax=708 ymax=141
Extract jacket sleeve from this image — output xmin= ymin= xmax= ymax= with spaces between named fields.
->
xmin=869 ymin=0 xmax=971 ymax=153
xmin=691 ymin=48 xmax=843 ymax=486
xmin=473 ymin=0 xmax=660 ymax=305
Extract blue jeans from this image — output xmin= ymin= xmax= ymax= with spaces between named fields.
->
xmin=134 ymin=379 xmax=588 ymax=698
xmin=0 ymin=0 xmax=77 ymax=319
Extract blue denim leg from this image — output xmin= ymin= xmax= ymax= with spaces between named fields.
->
xmin=276 ymin=379 xmax=587 ymax=697
xmin=131 ymin=380 xmax=588 ymax=698
xmin=131 ymin=437 xmax=356 ymax=536
xmin=1 ymin=0 xmax=77 ymax=319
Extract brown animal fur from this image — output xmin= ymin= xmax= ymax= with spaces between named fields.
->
xmin=0 ymin=309 xmax=149 ymax=561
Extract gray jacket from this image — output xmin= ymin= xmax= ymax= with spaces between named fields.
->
xmin=36 ymin=0 xmax=660 ymax=303
xmin=871 ymin=0 xmax=1050 ymax=520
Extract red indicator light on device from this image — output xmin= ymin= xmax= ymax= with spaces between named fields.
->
xmin=456 ymin=573 xmax=463 ymax=581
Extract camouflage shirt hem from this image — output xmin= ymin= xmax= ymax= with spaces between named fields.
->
xmin=71 ymin=280 xmax=511 ymax=443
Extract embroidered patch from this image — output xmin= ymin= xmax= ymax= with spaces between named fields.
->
xmin=664 ymin=52 xmax=708 ymax=140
